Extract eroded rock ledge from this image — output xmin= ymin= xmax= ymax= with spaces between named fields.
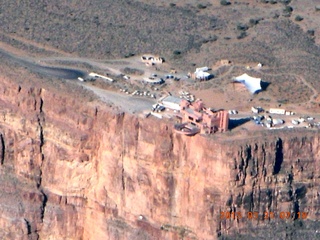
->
xmin=0 ymin=74 xmax=319 ymax=240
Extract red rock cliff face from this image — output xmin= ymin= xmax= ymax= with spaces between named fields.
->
xmin=0 ymin=75 xmax=319 ymax=240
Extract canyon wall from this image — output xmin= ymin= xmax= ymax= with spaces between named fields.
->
xmin=0 ymin=74 xmax=319 ymax=240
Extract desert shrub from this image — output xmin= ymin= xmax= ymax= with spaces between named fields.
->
xmin=169 ymin=3 xmax=176 ymax=7
xmin=261 ymin=0 xmax=269 ymax=3
xmin=123 ymin=67 xmax=144 ymax=75
xmin=197 ymin=4 xmax=207 ymax=9
xmin=220 ymin=0 xmax=231 ymax=6
xmin=279 ymin=0 xmax=291 ymax=5
xmin=270 ymin=0 xmax=278 ymax=4
xmin=237 ymin=31 xmax=247 ymax=39
xmin=273 ymin=12 xmax=280 ymax=19
xmin=124 ymin=52 xmax=135 ymax=58
xmin=209 ymin=35 xmax=218 ymax=42
xmin=249 ymin=18 xmax=259 ymax=26
xmin=203 ymin=35 xmax=218 ymax=43
xmin=284 ymin=5 xmax=293 ymax=13
xmin=173 ymin=50 xmax=181 ymax=55
xmin=307 ymin=29 xmax=315 ymax=36
xmin=294 ymin=15 xmax=303 ymax=21
xmin=316 ymin=6 xmax=320 ymax=11
xmin=282 ymin=5 xmax=293 ymax=17
xmin=236 ymin=23 xmax=249 ymax=31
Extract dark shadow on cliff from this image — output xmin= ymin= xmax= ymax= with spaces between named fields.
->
xmin=228 ymin=117 xmax=251 ymax=130
xmin=273 ymin=138 xmax=283 ymax=174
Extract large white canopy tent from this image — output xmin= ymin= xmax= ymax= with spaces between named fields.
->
xmin=233 ymin=73 xmax=262 ymax=93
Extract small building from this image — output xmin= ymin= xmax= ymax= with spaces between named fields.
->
xmin=272 ymin=118 xmax=284 ymax=126
xmin=141 ymin=55 xmax=165 ymax=64
xmin=143 ymin=77 xmax=164 ymax=85
xmin=269 ymin=108 xmax=286 ymax=115
xmin=177 ymin=99 xmax=229 ymax=134
xmin=194 ymin=71 xmax=212 ymax=81
xmin=160 ymin=96 xmax=182 ymax=111
xmin=195 ymin=66 xmax=209 ymax=72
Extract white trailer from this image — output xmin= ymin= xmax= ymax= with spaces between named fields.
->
xmin=269 ymin=108 xmax=286 ymax=115
xmin=89 ymin=72 xmax=114 ymax=82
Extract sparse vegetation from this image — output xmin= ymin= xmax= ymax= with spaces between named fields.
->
xmin=209 ymin=35 xmax=218 ymax=42
xmin=283 ymin=5 xmax=293 ymax=17
xmin=273 ymin=12 xmax=280 ymax=19
xmin=295 ymin=15 xmax=304 ymax=22
xmin=173 ymin=50 xmax=181 ymax=55
xmin=220 ymin=0 xmax=231 ymax=6
xmin=197 ymin=4 xmax=207 ymax=9
xmin=284 ymin=5 xmax=293 ymax=12
xmin=307 ymin=29 xmax=315 ymax=36
xmin=236 ymin=23 xmax=249 ymax=31
xmin=237 ymin=31 xmax=247 ymax=39
xmin=203 ymin=35 xmax=218 ymax=43
xmin=169 ymin=3 xmax=176 ymax=7
xmin=122 ymin=67 xmax=144 ymax=75
xmin=249 ymin=18 xmax=259 ymax=27
xmin=279 ymin=0 xmax=291 ymax=5
xmin=124 ymin=52 xmax=135 ymax=58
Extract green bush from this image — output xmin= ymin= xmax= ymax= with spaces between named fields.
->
xmin=279 ymin=0 xmax=291 ymax=5
xmin=237 ymin=31 xmax=247 ymax=39
xmin=197 ymin=4 xmax=207 ymax=9
xmin=173 ymin=50 xmax=181 ymax=55
xmin=169 ymin=3 xmax=176 ymax=7
xmin=209 ymin=35 xmax=218 ymax=42
xmin=307 ymin=29 xmax=315 ymax=36
xmin=282 ymin=5 xmax=293 ymax=17
xmin=220 ymin=0 xmax=231 ymax=6
xmin=284 ymin=5 xmax=293 ymax=12
xmin=249 ymin=18 xmax=259 ymax=26
xmin=237 ymin=23 xmax=249 ymax=31
xmin=294 ymin=15 xmax=303 ymax=21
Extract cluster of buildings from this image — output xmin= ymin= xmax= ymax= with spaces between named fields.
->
xmin=141 ymin=55 xmax=165 ymax=66
xmin=159 ymin=95 xmax=229 ymax=136
xmin=188 ymin=66 xmax=213 ymax=81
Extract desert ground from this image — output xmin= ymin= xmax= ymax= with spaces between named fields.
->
xmin=1 ymin=1 xmax=320 ymax=115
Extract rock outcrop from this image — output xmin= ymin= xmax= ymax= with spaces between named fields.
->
xmin=0 ymin=72 xmax=319 ymax=240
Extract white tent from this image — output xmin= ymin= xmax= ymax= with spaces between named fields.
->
xmin=233 ymin=73 xmax=262 ymax=93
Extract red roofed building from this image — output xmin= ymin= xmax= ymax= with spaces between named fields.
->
xmin=177 ymin=99 xmax=229 ymax=135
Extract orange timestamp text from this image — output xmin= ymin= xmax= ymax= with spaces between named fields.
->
xmin=220 ymin=211 xmax=308 ymax=220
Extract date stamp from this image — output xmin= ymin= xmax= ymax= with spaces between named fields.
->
xmin=220 ymin=211 xmax=308 ymax=220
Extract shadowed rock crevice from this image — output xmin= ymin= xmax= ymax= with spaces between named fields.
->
xmin=273 ymin=138 xmax=283 ymax=175
xmin=24 ymin=218 xmax=32 ymax=235
xmin=0 ymin=134 xmax=5 ymax=165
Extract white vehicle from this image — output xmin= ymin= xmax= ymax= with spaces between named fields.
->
xmin=228 ymin=110 xmax=238 ymax=114
xmin=291 ymin=120 xmax=299 ymax=125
